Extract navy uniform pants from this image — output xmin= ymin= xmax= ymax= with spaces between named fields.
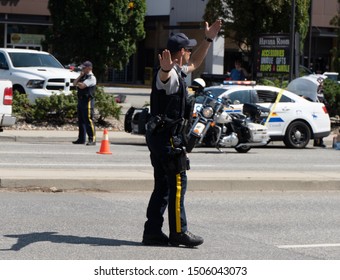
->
xmin=144 ymin=129 xmax=188 ymax=235
xmin=77 ymin=97 xmax=96 ymax=142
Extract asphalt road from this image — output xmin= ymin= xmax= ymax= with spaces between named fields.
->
xmin=0 ymin=134 xmax=340 ymax=267
xmin=1 ymin=190 xmax=340 ymax=260
xmin=1 ymin=108 xmax=340 ymax=262
xmin=0 ymin=137 xmax=339 ymax=191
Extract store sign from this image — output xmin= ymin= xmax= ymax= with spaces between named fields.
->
xmin=255 ymin=34 xmax=290 ymax=77
xmin=0 ymin=0 xmax=19 ymax=6
xmin=10 ymin=33 xmax=45 ymax=45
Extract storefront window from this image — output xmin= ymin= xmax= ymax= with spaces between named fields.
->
xmin=6 ymin=24 xmax=48 ymax=50
xmin=0 ymin=24 xmax=4 ymax=47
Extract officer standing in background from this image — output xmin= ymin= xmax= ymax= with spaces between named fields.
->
xmin=72 ymin=61 xmax=97 ymax=146
xmin=142 ymin=19 xmax=222 ymax=247
xmin=314 ymin=79 xmax=328 ymax=148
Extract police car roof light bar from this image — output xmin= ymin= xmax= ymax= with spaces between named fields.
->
xmin=223 ymin=80 xmax=256 ymax=86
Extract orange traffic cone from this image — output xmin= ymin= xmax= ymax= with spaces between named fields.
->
xmin=96 ymin=129 xmax=112 ymax=155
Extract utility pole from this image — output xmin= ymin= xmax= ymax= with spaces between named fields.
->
xmin=289 ymin=0 xmax=296 ymax=81
xmin=308 ymin=0 xmax=313 ymax=72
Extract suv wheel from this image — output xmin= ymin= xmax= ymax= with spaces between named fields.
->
xmin=13 ymin=85 xmax=25 ymax=95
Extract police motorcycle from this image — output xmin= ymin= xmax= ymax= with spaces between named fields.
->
xmin=186 ymin=81 xmax=270 ymax=153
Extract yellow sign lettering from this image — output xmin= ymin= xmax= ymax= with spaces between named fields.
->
xmin=261 ymin=49 xmax=285 ymax=57
xmin=276 ymin=65 xmax=290 ymax=72
xmin=260 ymin=65 xmax=272 ymax=72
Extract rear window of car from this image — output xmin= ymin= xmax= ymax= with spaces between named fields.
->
xmin=256 ymin=89 xmax=293 ymax=103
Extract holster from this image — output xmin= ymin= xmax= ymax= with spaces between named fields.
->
xmin=166 ymin=146 xmax=190 ymax=173
xmin=146 ymin=115 xmax=164 ymax=134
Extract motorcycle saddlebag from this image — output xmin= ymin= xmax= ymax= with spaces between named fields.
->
xmin=124 ymin=106 xmax=135 ymax=133
xmin=131 ymin=107 xmax=151 ymax=135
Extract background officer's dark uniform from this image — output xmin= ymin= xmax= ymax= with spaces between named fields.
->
xmin=76 ymin=74 xmax=96 ymax=144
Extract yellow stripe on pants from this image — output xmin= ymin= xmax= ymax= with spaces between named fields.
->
xmin=88 ymin=100 xmax=96 ymax=141
xmin=175 ymin=173 xmax=182 ymax=233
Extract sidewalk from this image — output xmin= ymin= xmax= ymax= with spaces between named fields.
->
xmin=0 ymin=129 xmax=146 ymax=144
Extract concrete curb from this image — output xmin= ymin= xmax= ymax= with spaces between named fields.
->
xmin=2 ymin=178 xmax=340 ymax=192
xmin=1 ymin=169 xmax=340 ymax=192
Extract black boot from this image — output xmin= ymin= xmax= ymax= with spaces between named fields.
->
xmin=72 ymin=139 xmax=85 ymax=144
xmin=142 ymin=232 xmax=169 ymax=246
xmin=314 ymin=138 xmax=326 ymax=148
xmin=169 ymin=231 xmax=204 ymax=247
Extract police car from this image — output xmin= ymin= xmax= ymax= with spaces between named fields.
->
xmin=196 ymin=81 xmax=331 ymax=148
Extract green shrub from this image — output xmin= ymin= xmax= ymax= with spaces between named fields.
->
xmin=258 ymin=78 xmax=289 ymax=88
xmin=12 ymin=87 xmax=122 ymax=125
xmin=94 ymin=87 xmax=122 ymax=124
xmin=12 ymin=91 xmax=34 ymax=123
xmin=33 ymin=92 xmax=78 ymax=124
xmin=323 ymin=79 xmax=340 ymax=117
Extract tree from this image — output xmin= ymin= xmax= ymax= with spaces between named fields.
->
xmin=203 ymin=0 xmax=310 ymax=64
xmin=46 ymin=0 xmax=146 ymax=81
xmin=330 ymin=0 xmax=340 ymax=72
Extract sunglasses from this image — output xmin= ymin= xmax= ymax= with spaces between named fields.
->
xmin=184 ymin=48 xmax=193 ymax=52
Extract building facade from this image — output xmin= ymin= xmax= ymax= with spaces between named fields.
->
xmin=306 ymin=0 xmax=339 ymax=73
xmin=0 ymin=0 xmax=50 ymax=50
xmin=0 ymin=0 xmax=338 ymax=83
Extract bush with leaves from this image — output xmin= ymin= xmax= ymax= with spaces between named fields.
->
xmin=323 ymin=79 xmax=340 ymax=117
xmin=12 ymin=87 xmax=122 ymax=126
xmin=258 ymin=78 xmax=289 ymax=88
xmin=12 ymin=91 xmax=35 ymax=123
xmin=33 ymin=92 xmax=78 ymax=124
xmin=94 ymin=87 xmax=122 ymax=124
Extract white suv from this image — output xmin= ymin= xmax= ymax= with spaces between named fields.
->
xmin=0 ymin=48 xmax=79 ymax=102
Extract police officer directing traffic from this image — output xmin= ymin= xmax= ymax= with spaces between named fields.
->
xmin=142 ymin=19 xmax=222 ymax=247
xmin=72 ymin=61 xmax=97 ymax=146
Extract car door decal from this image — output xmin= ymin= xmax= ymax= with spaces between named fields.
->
xmin=265 ymin=112 xmax=284 ymax=123
xmin=264 ymin=88 xmax=284 ymax=126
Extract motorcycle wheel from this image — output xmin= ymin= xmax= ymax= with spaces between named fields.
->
xmin=235 ymin=145 xmax=251 ymax=153
xmin=186 ymin=135 xmax=200 ymax=153
xmin=203 ymin=126 xmax=219 ymax=147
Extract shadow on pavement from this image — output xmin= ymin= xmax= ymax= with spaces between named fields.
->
xmin=1 ymin=232 xmax=141 ymax=251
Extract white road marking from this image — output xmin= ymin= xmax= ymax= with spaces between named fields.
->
xmin=0 ymin=163 xmax=150 ymax=167
xmin=278 ymin=243 xmax=340 ymax=249
xmin=0 ymin=163 xmax=212 ymax=167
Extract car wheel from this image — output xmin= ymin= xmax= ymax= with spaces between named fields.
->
xmin=283 ymin=121 xmax=311 ymax=148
